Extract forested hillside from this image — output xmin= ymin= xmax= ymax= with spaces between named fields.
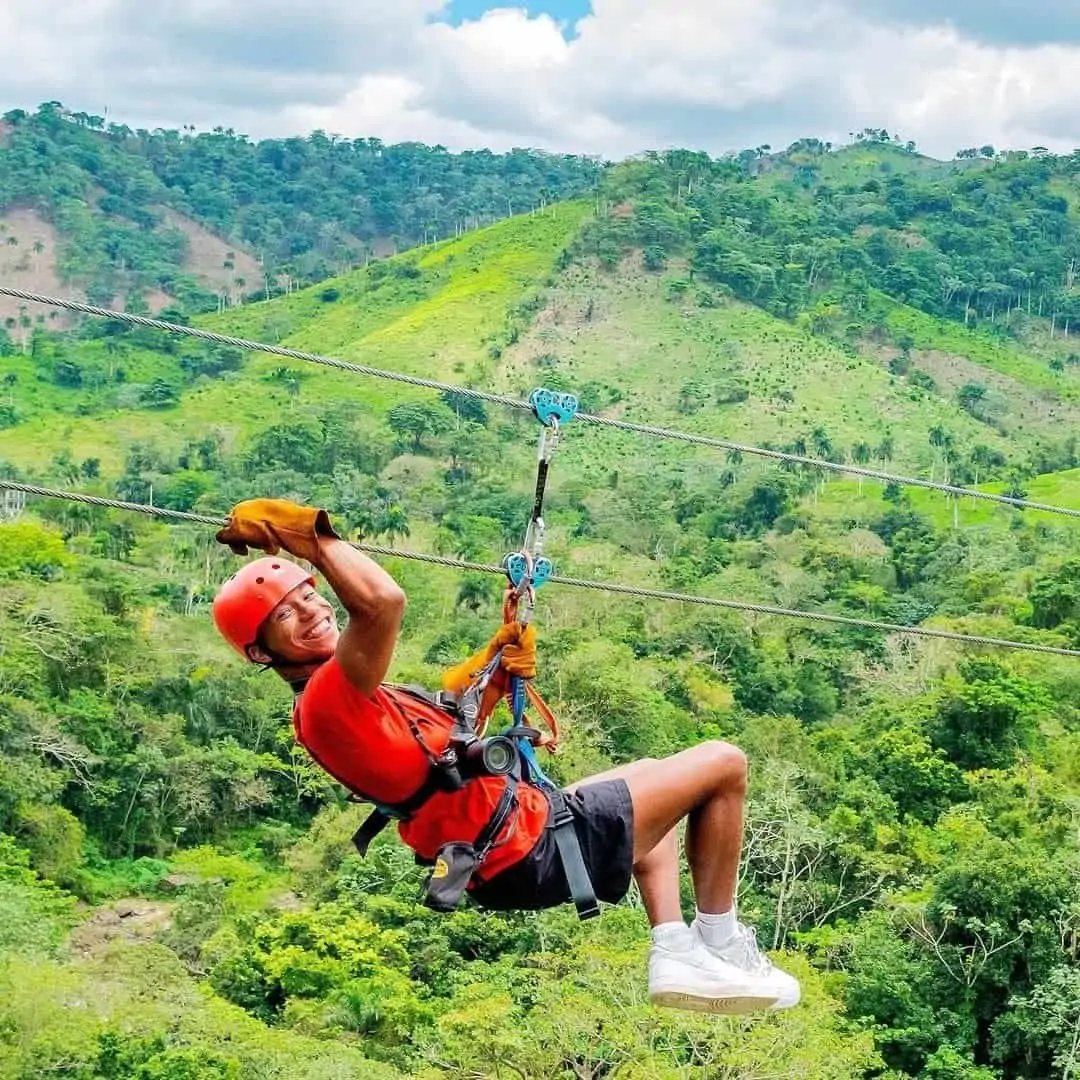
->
xmin=586 ymin=132 xmax=1080 ymax=336
xmin=0 ymin=101 xmax=600 ymax=316
xmin=2 ymin=126 xmax=1080 ymax=1080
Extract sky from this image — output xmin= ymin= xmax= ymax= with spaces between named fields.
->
xmin=2 ymin=0 xmax=1080 ymax=161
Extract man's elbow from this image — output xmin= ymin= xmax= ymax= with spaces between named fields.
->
xmin=381 ymin=584 xmax=407 ymax=623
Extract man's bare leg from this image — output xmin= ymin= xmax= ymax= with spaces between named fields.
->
xmin=573 ymin=743 xmax=799 ymax=1014
xmin=568 ymin=759 xmax=682 ymax=926
xmin=619 ymin=742 xmax=748 ymax=915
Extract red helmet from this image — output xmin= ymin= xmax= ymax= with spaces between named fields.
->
xmin=212 ymin=556 xmax=315 ymax=659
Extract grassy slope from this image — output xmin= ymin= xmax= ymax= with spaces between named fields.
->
xmin=0 ymin=202 xmax=587 ymax=471
xmin=4 ymin=195 xmax=1080 ymax=550
xmin=878 ymin=294 xmax=1080 ymax=401
xmin=500 ymin=260 xmax=1033 ymax=484
xmin=761 ymin=143 xmax=984 ymax=195
xmin=812 ymin=468 xmax=1080 ymax=536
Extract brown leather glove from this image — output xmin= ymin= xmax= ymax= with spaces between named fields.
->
xmin=500 ymin=623 xmax=537 ymax=680
xmin=441 ymin=622 xmax=534 ymax=693
xmin=216 ymin=498 xmax=340 ymax=564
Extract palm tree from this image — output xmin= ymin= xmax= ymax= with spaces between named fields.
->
xmin=928 ymin=425 xmax=949 ymax=482
xmin=456 ymin=576 xmax=495 ymax=613
xmin=810 ymin=427 xmax=832 ymax=458
xmin=875 ymin=436 xmax=894 ymax=470
xmin=380 ymin=505 xmax=411 ymax=546
xmin=852 ymin=441 xmax=872 ymax=494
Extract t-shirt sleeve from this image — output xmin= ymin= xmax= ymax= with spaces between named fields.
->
xmin=296 ymin=659 xmax=385 ymax=757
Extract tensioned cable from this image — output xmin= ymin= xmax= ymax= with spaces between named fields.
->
xmin=4 ymin=286 xmax=1080 ymax=521
xmin=6 ymin=479 xmax=1079 ymax=658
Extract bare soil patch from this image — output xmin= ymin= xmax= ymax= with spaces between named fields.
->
xmin=159 ymin=208 xmax=264 ymax=304
xmin=0 ymin=206 xmax=77 ymax=331
xmin=872 ymin=343 xmax=1080 ymax=440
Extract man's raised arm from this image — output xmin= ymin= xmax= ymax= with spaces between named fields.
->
xmin=314 ymin=537 xmax=406 ymax=695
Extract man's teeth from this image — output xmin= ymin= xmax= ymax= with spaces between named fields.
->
xmin=305 ymin=617 xmax=330 ymax=639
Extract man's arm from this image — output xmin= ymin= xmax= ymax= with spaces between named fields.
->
xmin=313 ymin=537 xmax=407 ymax=696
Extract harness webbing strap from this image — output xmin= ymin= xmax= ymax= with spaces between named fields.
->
xmin=351 ymin=769 xmax=448 ymax=856
xmin=476 ymin=777 xmax=518 ymax=857
xmin=352 ymin=811 xmax=390 ymax=857
xmin=547 ymin=789 xmax=600 ymax=920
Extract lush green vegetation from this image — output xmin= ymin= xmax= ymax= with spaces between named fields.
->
xmin=2 ymin=125 xmax=1080 ymax=1080
xmin=0 ymin=101 xmax=601 ymax=306
xmin=582 ymin=133 xmax=1080 ymax=351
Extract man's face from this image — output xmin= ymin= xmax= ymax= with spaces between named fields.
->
xmin=256 ymin=581 xmax=340 ymax=665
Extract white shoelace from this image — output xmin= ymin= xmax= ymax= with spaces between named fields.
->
xmin=715 ymin=923 xmax=774 ymax=974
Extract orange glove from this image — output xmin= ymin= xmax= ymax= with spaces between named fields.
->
xmin=441 ymin=622 xmax=536 ymax=692
xmin=441 ymin=623 xmax=519 ymax=694
xmin=501 ymin=623 xmax=537 ymax=680
xmin=216 ymin=498 xmax=340 ymax=564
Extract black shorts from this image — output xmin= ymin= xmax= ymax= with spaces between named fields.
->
xmin=469 ymin=779 xmax=635 ymax=912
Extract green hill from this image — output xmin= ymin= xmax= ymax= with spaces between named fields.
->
xmin=0 ymin=101 xmax=601 ymax=321
xmin=4 ymin=132 xmax=1080 ymax=1080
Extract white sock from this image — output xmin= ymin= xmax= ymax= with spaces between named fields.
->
xmin=695 ymin=907 xmax=738 ymax=948
xmin=651 ymin=921 xmax=691 ymax=950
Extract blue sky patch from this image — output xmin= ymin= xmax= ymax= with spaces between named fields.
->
xmin=445 ymin=0 xmax=591 ymax=32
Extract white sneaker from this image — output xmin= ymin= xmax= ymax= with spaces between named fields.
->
xmin=691 ymin=920 xmax=801 ymax=1011
xmin=648 ymin=922 xmax=800 ymax=1016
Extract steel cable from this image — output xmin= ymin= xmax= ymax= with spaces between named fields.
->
xmin=5 ymin=479 xmax=1078 ymax=658
xmin=4 ymin=286 xmax=1080 ymax=521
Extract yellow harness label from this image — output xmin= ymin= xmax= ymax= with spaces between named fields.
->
xmin=431 ymin=857 xmax=449 ymax=879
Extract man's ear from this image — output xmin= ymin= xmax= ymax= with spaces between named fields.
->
xmin=246 ymin=643 xmax=274 ymax=665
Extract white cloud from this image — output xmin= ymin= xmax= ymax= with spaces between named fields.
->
xmin=3 ymin=0 xmax=1080 ymax=158
xmin=854 ymin=0 xmax=1080 ymax=46
xmin=0 ymin=0 xmax=447 ymax=128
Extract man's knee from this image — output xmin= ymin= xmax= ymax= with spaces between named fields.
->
xmin=702 ymin=740 xmax=748 ymax=791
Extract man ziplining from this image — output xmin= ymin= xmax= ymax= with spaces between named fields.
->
xmin=211 ymin=497 xmax=800 ymax=1016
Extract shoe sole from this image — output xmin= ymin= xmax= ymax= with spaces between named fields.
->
xmin=650 ymin=990 xmax=779 ymax=1015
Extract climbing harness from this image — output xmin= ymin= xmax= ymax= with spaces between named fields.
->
xmin=292 ymin=674 xmax=520 ymax=912
xmin=294 ymin=387 xmax=599 ymax=919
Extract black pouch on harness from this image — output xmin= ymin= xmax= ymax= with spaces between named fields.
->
xmin=421 ymin=780 xmax=518 ymax=913
xmin=422 ymin=842 xmax=481 ymax=912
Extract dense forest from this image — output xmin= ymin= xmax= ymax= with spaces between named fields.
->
xmin=2 ymin=120 xmax=1080 ymax=1080
xmin=0 ymin=101 xmax=601 ymax=307
xmin=581 ymin=131 xmax=1080 ymax=341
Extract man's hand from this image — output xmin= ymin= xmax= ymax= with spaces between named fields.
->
xmin=216 ymin=498 xmax=340 ymax=564
xmin=441 ymin=621 xmax=537 ymax=693
xmin=500 ymin=623 xmax=537 ymax=679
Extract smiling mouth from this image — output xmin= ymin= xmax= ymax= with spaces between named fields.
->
xmin=303 ymin=616 xmax=333 ymax=641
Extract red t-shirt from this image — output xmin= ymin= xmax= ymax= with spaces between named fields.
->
xmin=292 ymin=657 xmax=550 ymax=882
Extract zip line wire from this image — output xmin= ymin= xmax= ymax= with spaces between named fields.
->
xmin=5 ymin=286 xmax=1080 ymax=522
xmin=5 ymin=479 xmax=1079 ymax=659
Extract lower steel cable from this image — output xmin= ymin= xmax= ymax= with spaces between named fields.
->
xmin=3 ymin=480 xmax=1078 ymax=658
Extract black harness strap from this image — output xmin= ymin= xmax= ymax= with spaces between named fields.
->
xmin=294 ymin=678 xmax=600 ymax=919
xmin=546 ymin=788 xmax=600 ymax=920
xmin=476 ymin=777 xmax=519 ymax=857
xmin=350 ymin=773 xmax=447 ymax=856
